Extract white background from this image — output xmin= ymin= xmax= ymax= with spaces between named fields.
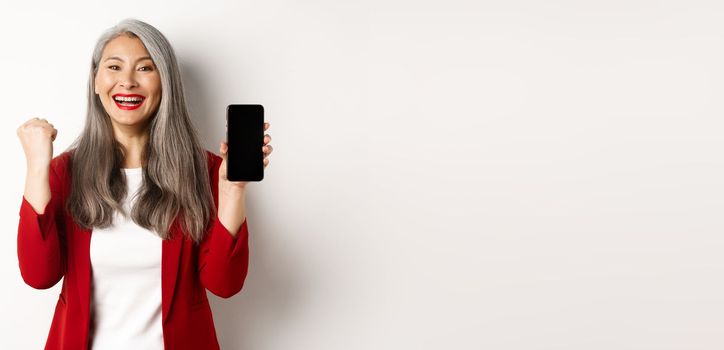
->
xmin=1 ymin=0 xmax=723 ymax=349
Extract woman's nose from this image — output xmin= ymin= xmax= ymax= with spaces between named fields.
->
xmin=119 ymin=72 xmax=138 ymax=88
xmin=119 ymin=80 xmax=138 ymax=88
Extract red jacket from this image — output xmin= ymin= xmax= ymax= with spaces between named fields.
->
xmin=17 ymin=150 xmax=250 ymax=349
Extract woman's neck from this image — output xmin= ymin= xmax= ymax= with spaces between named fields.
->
xmin=113 ymin=127 xmax=149 ymax=168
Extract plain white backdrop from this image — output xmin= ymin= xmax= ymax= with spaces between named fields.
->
xmin=1 ymin=0 xmax=723 ymax=349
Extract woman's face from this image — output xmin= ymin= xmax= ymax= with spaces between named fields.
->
xmin=94 ymin=35 xmax=161 ymax=131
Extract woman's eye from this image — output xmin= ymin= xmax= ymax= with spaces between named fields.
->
xmin=106 ymin=65 xmax=152 ymax=71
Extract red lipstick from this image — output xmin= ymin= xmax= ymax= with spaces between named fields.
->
xmin=112 ymin=93 xmax=146 ymax=111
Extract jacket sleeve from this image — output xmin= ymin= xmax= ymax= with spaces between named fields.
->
xmin=197 ymin=153 xmax=250 ymax=298
xmin=17 ymin=159 xmax=67 ymax=289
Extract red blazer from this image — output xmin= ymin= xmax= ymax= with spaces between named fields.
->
xmin=17 ymin=149 xmax=250 ymax=350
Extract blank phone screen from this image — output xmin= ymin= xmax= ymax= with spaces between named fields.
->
xmin=226 ymin=104 xmax=264 ymax=181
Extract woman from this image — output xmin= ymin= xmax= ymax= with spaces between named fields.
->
xmin=16 ymin=18 xmax=273 ymax=349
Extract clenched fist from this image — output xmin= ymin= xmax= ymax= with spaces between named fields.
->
xmin=17 ymin=117 xmax=57 ymax=170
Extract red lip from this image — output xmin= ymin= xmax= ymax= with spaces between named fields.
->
xmin=112 ymin=93 xmax=146 ymax=111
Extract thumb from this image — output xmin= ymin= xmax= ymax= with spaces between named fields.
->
xmin=219 ymin=141 xmax=229 ymax=160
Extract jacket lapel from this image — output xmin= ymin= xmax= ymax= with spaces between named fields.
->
xmin=77 ymin=226 xmax=92 ymax=348
xmin=162 ymin=222 xmax=183 ymax=324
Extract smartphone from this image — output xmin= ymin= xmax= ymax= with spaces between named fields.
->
xmin=226 ymin=104 xmax=264 ymax=182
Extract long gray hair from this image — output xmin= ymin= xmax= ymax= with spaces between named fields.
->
xmin=66 ymin=18 xmax=214 ymax=244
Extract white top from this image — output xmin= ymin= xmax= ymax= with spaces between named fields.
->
xmin=89 ymin=167 xmax=164 ymax=349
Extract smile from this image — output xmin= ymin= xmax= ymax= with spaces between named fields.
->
xmin=112 ymin=94 xmax=146 ymax=111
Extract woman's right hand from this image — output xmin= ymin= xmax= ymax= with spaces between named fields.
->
xmin=17 ymin=117 xmax=57 ymax=170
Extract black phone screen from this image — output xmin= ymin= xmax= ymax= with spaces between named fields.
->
xmin=226 ymin=104 xmax=264 ymax=182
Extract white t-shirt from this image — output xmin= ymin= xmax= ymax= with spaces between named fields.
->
xmin=88 ymin=167 xmax=164 ymax=349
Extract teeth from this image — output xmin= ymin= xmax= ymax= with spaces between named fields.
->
xmin=114 ymin=96 xmax=144 ymax=102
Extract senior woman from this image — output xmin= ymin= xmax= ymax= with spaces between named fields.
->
xmin=16 ymin=18 xmax=272 ymax=349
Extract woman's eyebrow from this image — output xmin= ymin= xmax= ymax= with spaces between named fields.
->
xmin=103 ymin=56 xmax=153 ymax=63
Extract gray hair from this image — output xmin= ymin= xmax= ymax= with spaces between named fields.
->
xmin=65 ymin=18 xmax=214 ymax=244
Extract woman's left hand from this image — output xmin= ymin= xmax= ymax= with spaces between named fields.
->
xmin=216 ymin=123 xmax=272 ymax=235
xmin=218 ymin=122 xmax=273 ymax=191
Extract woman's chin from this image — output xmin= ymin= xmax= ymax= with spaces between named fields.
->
xmin=110 ymin=115 xmax=152 ymax=128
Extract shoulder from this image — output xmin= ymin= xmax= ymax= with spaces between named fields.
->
xmin=48 ymin=149 xmax=222 ymax=179
xmin=206 ymin=150 xmax=224 ymax=177
xmin=49 ymin=149 xmax=74 ymax=178
xmin=205 ymin=150 xmax=222 ymax=172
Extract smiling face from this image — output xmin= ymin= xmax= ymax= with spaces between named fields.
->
xmin=94 ymin=34 xmax=162 ymax=131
